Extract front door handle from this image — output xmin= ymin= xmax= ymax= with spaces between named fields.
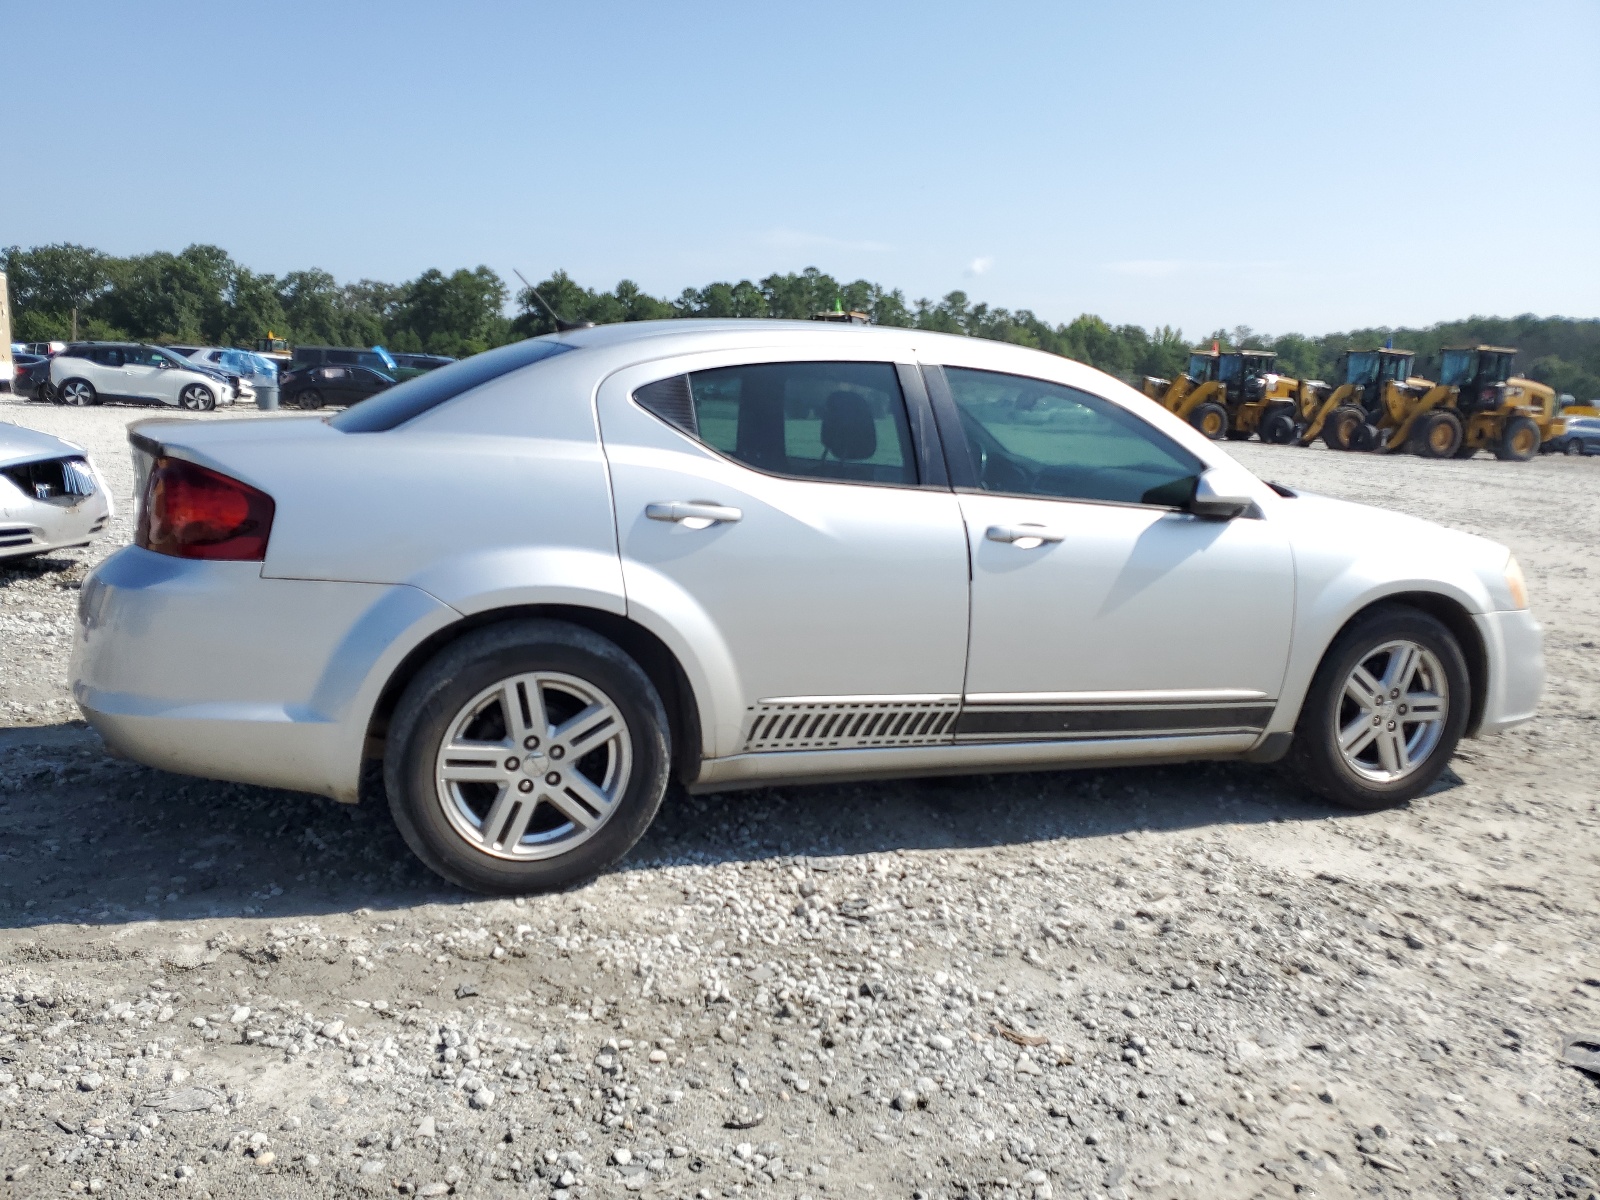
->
xmin=985 ymin=523 xmax=1064 ymax=547
xmin=646 ymin=501 xmax=743 ymax=526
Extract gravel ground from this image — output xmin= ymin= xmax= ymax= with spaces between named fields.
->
xmin=1 ymin=393 xmax=1598 ymax=1200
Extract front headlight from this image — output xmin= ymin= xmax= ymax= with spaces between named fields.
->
xmin=1503 ymin=555 xmax=1529 ymax=610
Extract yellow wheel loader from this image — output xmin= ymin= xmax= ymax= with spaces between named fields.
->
xmin=1142 ymin=349 xmax=1323 ymax=442
xmin=1296 ymin=349 xmax=1455 ymax=454
xmin=1436 ymin=346 xmax=1560 ymax=461
xmin=1141 ymin=350 xmax=1224 ymax=434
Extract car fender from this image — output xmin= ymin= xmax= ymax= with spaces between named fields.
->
xmin=613 ymin=562 xmax=746 ymax=760
xmin=1269 ymin=538 xmax=1497 ymax=735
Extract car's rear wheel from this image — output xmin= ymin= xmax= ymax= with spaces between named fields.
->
xmin=295 ymin=388 xmax=324 ymax=411
xmin=179 ymin=383 xmax=215 ymax=411
xmin=60 ymin=378 xmax=97 ymax=407
xmin=384 ymin=620 xmax=671 ymax=894
xmin=1287 ymin=604 xmax=1469 ymax=810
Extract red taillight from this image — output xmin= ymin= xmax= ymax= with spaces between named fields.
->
xmin=136 ymin=456 xmax=275 ymax=561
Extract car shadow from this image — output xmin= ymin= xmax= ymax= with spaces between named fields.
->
xmin=0 ymin=722 xmax=1447 ymax=932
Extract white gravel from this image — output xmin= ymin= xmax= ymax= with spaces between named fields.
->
xmin=1 ymin=392 xmax=1597 ymax=1199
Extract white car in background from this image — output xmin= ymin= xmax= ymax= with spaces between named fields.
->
xmin=176 ymin=346 xmax=279 ymax=388
xmin=49 ymin=342 xmax=242 ymax=410
xmin=0 ymin=421 xmax=112 ymax=559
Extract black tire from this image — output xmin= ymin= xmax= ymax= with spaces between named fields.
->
xmin=1349 ymin=421 xmax=1379 ymax=452
xmin=384 ymin=619 xmax=671 ymax=895
xmin=295 ymin=388 xmax=324 ymax=411
xmin=1287 ymin=604 xmax=1470 ymax=811
xmin=59 ymin=378 xmax=97 ymax=407
xmin=1260 ymin=412 xmax=1296 ymax=444
xmin=1188 ymin=402 xmax=1228 ymax=440
xmin=1322 ymin=406 xmax=1364 ymax=451
xmin=178 ymin=383 xmax=215 ymax=412
xmin=1494 ymin=415 xmax=1540 ymax=461
xmin=1451 ymin=441 xmax=1477 ymax=459
xmin=1410 ymin=410 xmax=1464 ymax=459
xmin=1566 ymin=440 xmax=1585 ymax=456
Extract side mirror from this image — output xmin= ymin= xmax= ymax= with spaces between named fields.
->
xmin=1189 ymin=469 xmax=1257 ymax=520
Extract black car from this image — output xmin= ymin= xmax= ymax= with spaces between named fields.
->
xmin=10 ymin=354 xmax=51 ymax=401
xmin=1548 ymin=415 xmax=1600 ymax=456
xmin=280 ymin=364 xmax=396 ymax=410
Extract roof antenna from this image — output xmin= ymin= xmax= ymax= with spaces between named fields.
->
xmin=513 ymin=269 xmax=594 ymax=332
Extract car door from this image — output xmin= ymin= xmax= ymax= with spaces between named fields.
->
xmin=119 ymin=346 xmax=168 ymax=401
xmin=927 ymin=364 xmax=1294 ymax=747
xmin=83 ymin=347 xmax=125 ymax=396
xmin=597 ymin=354 xmax=970 ymax=759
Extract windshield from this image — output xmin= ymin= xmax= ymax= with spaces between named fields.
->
xmin=1217 ymin=355 xmax=1243 ymax=383
xmin=1346 ymin=351 xmax=1381 ymax=386
xmin=1438 ymin=349 xmax=1475 ymax=387
xmin=1185 ymin=354 xmax=1214 ymax=382
xmin=1381 ymin=354 xmax=1414 ymax=382
xmin=331 ymin=338 xmax=576 ymax=432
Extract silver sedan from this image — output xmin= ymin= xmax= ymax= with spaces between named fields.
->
xmin=71 ymin=321 xmax=1544 ymax=893
xmin=0 ymin=421 xmax=112 ymax=560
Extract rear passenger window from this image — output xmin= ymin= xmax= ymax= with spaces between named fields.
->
xmin=635 ymin=362 xmax=916 ymax=486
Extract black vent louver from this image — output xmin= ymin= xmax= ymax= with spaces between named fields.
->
xmin=634 ymin=375 xmax=698 ymax=437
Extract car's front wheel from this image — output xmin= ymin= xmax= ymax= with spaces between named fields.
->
xmin=384 ymin=620 xmax=671 ymax=894
xmin=179 ymin=383 xmax=215 ymax=411
xmin=295 ymin=388 xmax=324 ymax=410
xmin=1287 ymin=604 xmax=1470 ymax=810
xmin=59 ymin=378 xmax=97 ymax=407
xmin=1564 ymin=439 xmax=1584 ymax=456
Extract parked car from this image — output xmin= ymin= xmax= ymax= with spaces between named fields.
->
xmin=14 ymin=341 xmax=66 ymax=357
xmin=8 ymin=353 xmax=44 ymax=396
xmin=291 ymin=345 xmax=399 ymax=372
xmin=279 ymin=363 xmax=395 ymax=410
xmin=72 ymin=321 xmax=1543 ymax=894
xmin=48 ymin=343 xmax=242 ymax=410
xmin=0 ymin=421 xmax=112 ymax=560
xmin=1548 ymin=416 xmax=1600 ymax=456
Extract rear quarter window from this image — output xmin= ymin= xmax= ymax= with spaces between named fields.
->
xmin=330 ymin=338 xmax=575 ymax=432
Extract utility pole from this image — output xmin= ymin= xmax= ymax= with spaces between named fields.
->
xmin=71 ymin=306 xmax=78 ymax=341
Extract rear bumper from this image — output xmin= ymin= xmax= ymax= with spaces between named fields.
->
xmin=1472 ymin=608 xmax=1543 ymax=735
xmin=71 ymin=547 xmax=458 ymax=800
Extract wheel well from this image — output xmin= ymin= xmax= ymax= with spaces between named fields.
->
xmin=1328 ymin=592 xmax=1489 ymax=736
xmin=364 ymin=606 xmax=703 ymax=786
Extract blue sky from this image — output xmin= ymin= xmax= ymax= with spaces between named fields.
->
xmin=6 ymin=0 xmax=1597 ymax=336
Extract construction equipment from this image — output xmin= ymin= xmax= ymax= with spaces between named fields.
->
xmin=1297 ymin=349 xmax=1443 ymax=452
xmin=1140 ymin=349 xmax=1220 ymax=431
xmin=1214 ymin=351 xmax=1329 ymax=443
xmin=1436 ymin=345 xmax=1559 ymax=460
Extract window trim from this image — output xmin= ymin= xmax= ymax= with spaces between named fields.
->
xmin=630 ymin=359 xmax=940 ymax=492
xmin=921 ymin=364 xmax=1205 ymax=513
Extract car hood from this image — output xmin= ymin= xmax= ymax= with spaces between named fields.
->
xmin=0 ymin=420 xmax=88 ymax=468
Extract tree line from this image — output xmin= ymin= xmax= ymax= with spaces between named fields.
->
xmin=4 ymin=242 xmax=1596 ymax=398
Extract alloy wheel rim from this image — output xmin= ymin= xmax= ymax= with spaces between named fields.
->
xmin=65 ymin=383 xmax=90 ymax=405
xmin=1334 ymin=639 xmax=1448 ymax=784
xmin=181 ymin=386 xmax=205 ymax=409
xmin=433 ymin=671 xmax=632 ymax=862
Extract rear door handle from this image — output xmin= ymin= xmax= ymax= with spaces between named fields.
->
xmin=646 ymin=501 xmax=743 ymax=526
xmin=985 ymin=523 xmax=1064 ymax=547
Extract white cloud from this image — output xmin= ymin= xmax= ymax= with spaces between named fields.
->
xmin=966 ymin=255 xmax=995 ymax=276
xmin=761 ymin=228 xmax=893 ymax=253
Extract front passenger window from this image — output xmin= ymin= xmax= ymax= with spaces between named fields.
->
xmin=942 ymin=367 xmax=1204 ymax=507
xmin=635 ymin=361 xmax=917 ymax=486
